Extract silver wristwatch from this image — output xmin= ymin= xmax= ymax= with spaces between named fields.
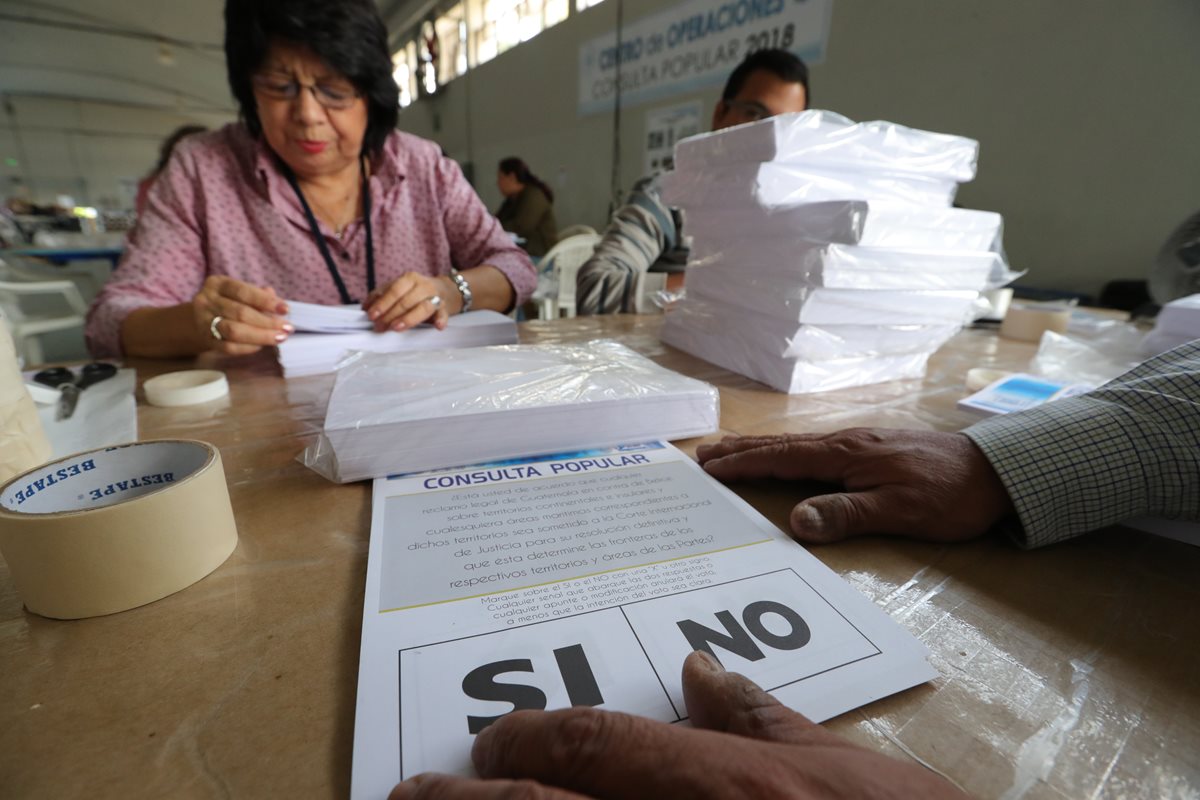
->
xmin=450 ymin=269 xmax=473 ymax=313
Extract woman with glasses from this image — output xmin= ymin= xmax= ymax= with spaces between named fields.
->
xmin=86 ymin=0 xmax=536 ymax=358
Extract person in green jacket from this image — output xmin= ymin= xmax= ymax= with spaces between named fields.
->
xmin=496 ymin=157 xmax=558 ymax=258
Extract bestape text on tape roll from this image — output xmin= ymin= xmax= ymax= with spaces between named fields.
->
xmin=0 ymin=440 xmax=238 ymax=620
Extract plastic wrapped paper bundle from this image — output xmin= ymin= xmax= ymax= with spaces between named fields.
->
xmin=671 ymin=110 xmax=980 ymax=180
xmin=1141 ymin=293 xmax=1200 ymax=356
xmin=302 ymin=341 xmax=719 ymax=482
xmin=658 ymin=110 xmax=1013 ymax=394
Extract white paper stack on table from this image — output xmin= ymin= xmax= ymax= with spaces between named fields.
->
xmin=278 ymin=301 xmax=518 ymax=377
xmin=659 ymin=110 xmax=1014 ymax=394
xmin=1141 ymin=293 xmax=1200 ymax=356
xmin=302 ymin=341 xmax=719 ymax=482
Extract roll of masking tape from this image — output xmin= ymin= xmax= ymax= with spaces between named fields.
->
xmin=999 ymin=304 xmax=1071 ymax=343
xmin=965 ymin=367 xmax=1014 ymax=392
xmin=143 ymin=370 xmax=229 ymax=407
xmin=0 ymin=440 xmax=237 ymax=619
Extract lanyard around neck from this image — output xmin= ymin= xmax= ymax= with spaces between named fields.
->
xmin=283 ymin=156 xmax=375 ymax=305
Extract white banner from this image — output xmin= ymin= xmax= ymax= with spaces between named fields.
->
xmin=644 ymin=101 xmax=702 ymax=173
xmin=578 ymin=0 xmax=832 ymax=116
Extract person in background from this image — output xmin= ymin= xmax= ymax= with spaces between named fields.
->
xmin=86 ymin=0 xmax=535 ymax=359
xmin=576 ymin=49 xmax=809 ymax=315
xmin=495 ymin=157 xmax=558 ymax=258
xmin=388 ymin=341 xmax=1199 ymax=799
xmin=134 ymin=124 xmax=208 ymax=216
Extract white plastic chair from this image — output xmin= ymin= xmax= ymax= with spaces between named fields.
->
xmin=533 ymin=233 xmax=601 ymax=319
xmin=556 ymin=224 xmax=597 ymax=242
xmin=0 ymin=260 xmax=88 ymax=367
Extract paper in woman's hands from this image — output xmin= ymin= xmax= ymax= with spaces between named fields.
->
xmin=285 ymin=300 xmax=372 ymax=333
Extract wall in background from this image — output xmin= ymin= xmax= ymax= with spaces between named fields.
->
xmin=0 ymin=96 xmax=232 ymax=209
xmin=398 ymin=0 xmax=1200 ymax=299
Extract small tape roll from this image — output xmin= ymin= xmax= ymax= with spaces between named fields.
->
xmin=144 ymin=370 xmax=229 ymax=407
xmin=965 ymin=367 xmax=1013 ymax=392
xmin=999 ymin=304 xmax=1071 ymax=342
xmin=0 ymin=440 xmax=238 ymax=619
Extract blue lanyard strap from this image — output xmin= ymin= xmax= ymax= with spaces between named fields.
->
xmin=282 ymin=156 xmax=375 ymax=305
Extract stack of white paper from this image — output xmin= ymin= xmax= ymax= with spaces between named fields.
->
xmin=660 ymin=110 xmax=1012 ymax=394
xmin=672 ymin=109 xmax=980 ymax=179
xmin=277 ymin=308 xmax=518 ymax=377
xmin=1142 ymin=293 xmax=1200 ymax=356
xmin=302 ymin=341 xmax=720 ymax=482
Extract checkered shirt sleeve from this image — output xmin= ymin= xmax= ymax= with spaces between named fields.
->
xmin=963 ymin=340 xmax=1200 ymax=548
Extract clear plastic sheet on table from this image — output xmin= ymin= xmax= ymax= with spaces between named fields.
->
xmin=688 ymin=238 xmax=1011 ymax=292
xmin=661 ymin=312 xmax=934 ymax=394
xmin=668 ymin=295 xmax=961 ymax=360
xmin=659 ymin=161 xmax=958 ymax=210
xmin=672 ymin=110 xmax=979 ymax=181
xmin=302 ymin=341 xmax=720 ymax=482
xmin=1031 ymin=323 xmax=1148 ymax=386
xmin=680 ymin=201 xmax=1005 ymax=253
xmin=686 ymin=275 xmax=982 ymax=326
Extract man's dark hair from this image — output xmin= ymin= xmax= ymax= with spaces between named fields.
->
xmin=224 ymin=0 xmax=399 ymax=158
xmin=721 ymin=48 xmax=810 ymax=107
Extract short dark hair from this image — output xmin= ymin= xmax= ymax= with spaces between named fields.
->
xmin=721 ymin=48 xmax=810 ymax=107
xmin=224 ymin=0 xmax=399 ymax=158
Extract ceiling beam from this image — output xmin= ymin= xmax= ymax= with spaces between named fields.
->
xmin=0 ymin=62 xmax=226 ymax=108
xmin=0 ymin=12 xmax=223 ymax=51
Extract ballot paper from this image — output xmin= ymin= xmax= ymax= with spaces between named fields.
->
xmin=659 ymin=162 xmax=959 ymax=210
xmin=350 ymin=443 xmax=937 ymax=798
xmin=679 ymin=202 xmax=1005 ymax=253
xmin=661 ymin=314 xmax=935 ymax=394
xmin=687 ymin=279 xmax=982 ymax=327
xmin=304 ymin=342 xmax=719 ymax=482
xmin=689 ymin=239 xmax=1002 ymax=292
xmin=667 ymin=296 xmax=960 ymax=360
xmin=672 ymin=110 xmax=979 ymax=180
xmin=285 ymin=300 xmax=371 ymax=332
xmin=277 ymin=310 xmax=518 ymax=377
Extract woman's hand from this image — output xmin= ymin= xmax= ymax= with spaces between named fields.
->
xmin=192 ymin=275 xmax=293 ymax=355
xmin=363 ymin=273 xmax=453 ymax=332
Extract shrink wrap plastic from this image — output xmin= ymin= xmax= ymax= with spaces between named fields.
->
xmin=673 ymin=110 xmax=979 ymax=180
xmin=659 ymin=162 xmax=958 ymax=209
xmin=659 ymin=112 xmax=1010 ymax=393
xmin=680 ymin=202 xmax=1005 ymax=253
xmin=302 ymin=341 xmax=719 ymax=482
xmin=667 ymin=295 xmax=960 ymax=360
xmin=661 ymin=313 xmax=934 ymax=395
xmin=689 ymin=238 xmax=1010 ymax=291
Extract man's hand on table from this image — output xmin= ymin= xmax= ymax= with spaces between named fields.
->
xmin=697 ymin=430 xmax=1014 ymax=545
xmin=389 ymin=651 xmax=968 ymax=800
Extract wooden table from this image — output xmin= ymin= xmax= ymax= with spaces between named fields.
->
xmin=2 ymin=315 xmax=1197 ymax=798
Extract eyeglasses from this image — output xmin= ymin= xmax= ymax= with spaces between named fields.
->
xmin=251 ymin=75 xmax=361 ymax=110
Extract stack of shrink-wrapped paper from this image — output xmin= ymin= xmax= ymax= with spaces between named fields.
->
xmin=659 ymin=110 xmax=1015 ymax=394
